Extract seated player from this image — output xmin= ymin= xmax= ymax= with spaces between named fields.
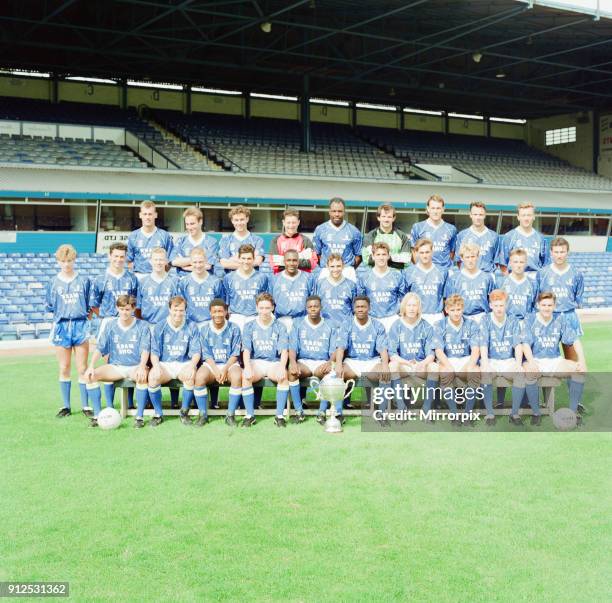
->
xmin=136 ymin=247 xmax=181 ymax=326
xmin=47 ymin=244 xmax=93 ymax=418
xmin=387 ymin=292 xmax=437 ymax=412
xmin=270 ymin=249 xmax=314 ymax=332
xmin=520 ymin=292 xmax=587 ymax=425
xmin=444 ymin=242 xmax=495 ymax=323
xmin=219 ymin=205 xmax=264 ymax=272
xmin=268 ymin=208 xmax=318 ymax=274
xmin=403 ymin=238 xmax=448 ymax=327
xmin=178 ymin=247 xmax=225 ymax=327
xmin=84 ymin=295 xmax=150 ymax=428
xmin=147 ymin=296 xmax=202 ymax=427
xmin=498 ymin=248 xmax=538 ymax=321
xmin=432 ymin=295 xmax=481 ymax=414
xmin=357 ymin=242 xmax=405 ymax=333
xmin=195 ymin=299 xmax=243 ymax=427
xmin=223 ymin=244 xmax=269 ymax=333
xmin=287 ymin=295 xmax=337 ymax=425
xmin=537 ymin=236 xmax=584 ymax=344
xmin=362 ymin=203 xmax=411 ymax=270
xmin=170 ymin=207 xmax=219 ymax=276
xmin=334 ymin=296 xmax=390 ymax=401
xmin=478 ymin=290 xmax=526 ymax=426
xmin=314 ymin=254 xmax=358 ymax=323
xmin=89 ymin=242 xmax=139 ymax=408
xmin=241 ymin=293 xmax=291 ymax=428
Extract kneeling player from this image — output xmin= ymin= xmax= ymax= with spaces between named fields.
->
xmin=288 ymin=295 xmax=337 ymax=424
xmin=520 ymin=292 xmax=586 ymax=425
xmin=387 ymin=292 xmax=437 ymax=412
xmin=241 ymin=293 xmax=291 ymax=428
xmin=195 ymin=299 xmax=243 ymax=427
xmin=147 ymin=296 xmax=201 ymax=427
xmin=479 ymin=290 xmax=526 ymax=426
xmin=335 ymin=296 xmax=390 ymax=417
xmin=84 ymin=295 xmax=150 ymax=427
xmin=432 ymin=295 xmax=481 ymax=415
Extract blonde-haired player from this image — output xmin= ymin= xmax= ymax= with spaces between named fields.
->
xmin=47 ymin=244 xmax=93 ymax=418
xmin=444 ymin=242 xmax=495 ymax=323
xmin=386 ymin=292 xmax=438 ymax=412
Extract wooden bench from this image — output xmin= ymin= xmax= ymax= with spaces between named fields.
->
xmin=114 ymin=377 xmax=558 ymax=419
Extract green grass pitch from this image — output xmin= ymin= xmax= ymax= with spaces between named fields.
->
xmin=1 ymin=323 xmax=611 ymax=602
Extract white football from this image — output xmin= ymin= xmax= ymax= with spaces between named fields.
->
xmin=97 ymin=407 xmax=122 ymax=430
xmin=552 ymin=408 xmax=577 ymax=431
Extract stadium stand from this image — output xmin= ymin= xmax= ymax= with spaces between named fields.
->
xmin=0 ymin=134 xmax=145 ymax=169
xmin=152 ymin=110 xmax=406 ymax=179
xmin=0 ymin=97 xmax=219 ymax=171
xmin=358 ymin=127 xmax=612 ymax=190
xmin=0 ymin=97 xmax=611 ymax=187
xmin=0 ymin=251 xmax=608 ymax=340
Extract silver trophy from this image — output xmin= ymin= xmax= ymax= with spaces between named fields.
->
xmin=310 ymin=374 xmax=355 ymax=433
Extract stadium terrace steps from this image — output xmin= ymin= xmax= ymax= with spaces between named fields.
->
xmin=0 ymin=252 xmax=610 ymax=339
xmin=358 ymin=127 xmax=612 ymax=190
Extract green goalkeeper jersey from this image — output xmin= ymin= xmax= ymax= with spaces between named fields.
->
xmin=362 ymin=227 xmax=411 ymax=270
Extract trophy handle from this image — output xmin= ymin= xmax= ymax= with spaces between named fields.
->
xmin=344 ymin=379 xmax=356 ymax=399
xmin=309 ymin=377 xmax=321 ymax=400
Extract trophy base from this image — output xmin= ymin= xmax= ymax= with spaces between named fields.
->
xmin=324 ymin=416 xmax=343 ymax=434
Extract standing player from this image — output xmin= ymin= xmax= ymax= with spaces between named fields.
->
xmin=362 ymin=203 xmax=411 ymax=270
xmin=136 ymin=247 xmax=181 ymax=408
xmin=170 ymin=207 xmax=219 ymax=276
xmin=432 ymin=295 xmax=481 ymax=414
xmin=287 ymin=295 xmax=337 ymax=424
xmin=409 ymin=194 xmax=457 ymax=271
xmin=178 ymin=247 xmax=225 ymax=327
xmin=268 ymin=209 xmax=318 ymax=274
xmin=387 ymin=293 xmax=438 ymax=412
xmin=536 ymin=237 xmax=584 ymax=343
xmin=89 ymin=242 xmax=139 ymax=408
xmin=90 ymin=242 xmax=139 ymax=337
xmin=136 ymin=248 xmax=181 ymax=326
xmin=478 ymin=290 xmax=526 ymax=426
xmin=195 ymin=299 xmax=243 ymax=427
xmin=314 ymin=254 xmax=358 ymax=323
xmin=84 ymin=295 xmax=150 ymax=427
xmin=148 ymin=296 xmax=201 ymax=427
xmin=519 ymin=292 xmax=586 ymax=425
xmin=444 ymin=242 xmax=495 ymax=323
xmin=335 ymin=296 xmax=390 ymax=397
xmin=47 ymin=244 xmax=93 ymax=418
xmin=313 ymin=197 xmax=362 ymax=281
xmin=454 ymin=202 xmax=499 ymax=273
xmin=497 ymin=202 xmax=550 ymax=276
xmin=270 ymin=249 xmax=314 ymax=332
xmin=241 ymin=293 xmax=291 ymax=428
xmin=357 ymin=242 xmax=405 ymax=332
xmin=498 ymin=249 xmax=538 ymax=320
xmin=223 ymin=244 xmax=269 ymax=333
xmin=403 ymin=239 xmax=448 ymax=326
xmin=219 ymin=206 xmax=264 ymax=271
xmin=126 ymin=200 xmax=174 ymax=278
